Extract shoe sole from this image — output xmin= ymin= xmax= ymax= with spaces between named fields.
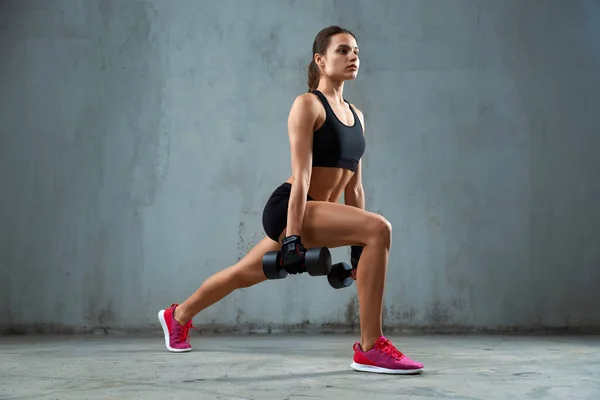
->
xmin=157 ymin=310 xmax=192 ymax=353
xmin=350 ymin=361 xmax=423 ymax=374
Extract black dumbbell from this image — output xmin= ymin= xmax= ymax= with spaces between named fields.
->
xmin=327 ymin=262 xmax=354 ymax=289
xmin=262 ymin=247 xmax=332 ymax=279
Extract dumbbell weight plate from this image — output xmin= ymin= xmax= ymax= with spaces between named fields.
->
xmin=305 ymin=247 xmax=332 ymax=276
xmin=262 ymin=251 xmax=287 ymax=279
xmin=327 ymin=262 xmax=354 ymax=289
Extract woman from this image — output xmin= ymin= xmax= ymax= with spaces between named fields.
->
xmin=158 ymin=26 xmax=424 ymax=375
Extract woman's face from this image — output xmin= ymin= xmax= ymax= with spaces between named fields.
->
xmin=317 ymin=33 xmax=360 ymax=81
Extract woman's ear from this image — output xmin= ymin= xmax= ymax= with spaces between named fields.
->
xmin=314 ymin=53 xmax=325 ymax=68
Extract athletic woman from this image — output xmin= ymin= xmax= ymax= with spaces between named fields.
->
xmin=158 ymin=25 xmax=424 ymax=375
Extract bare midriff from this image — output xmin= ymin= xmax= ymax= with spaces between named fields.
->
xmin=285 ymin=166 xmax=355 ymax=203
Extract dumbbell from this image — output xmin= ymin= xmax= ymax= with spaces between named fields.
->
xmin=262 ymin=247 xmax=332 ymax=279
xmin=327 ymin=262 xmax=354 ymax=289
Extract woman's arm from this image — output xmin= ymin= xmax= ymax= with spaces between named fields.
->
xmin=285 ymin=94 xmax=319 ymax=238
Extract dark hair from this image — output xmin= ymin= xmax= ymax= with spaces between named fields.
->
xmin=307 ymin=26 xmax=357 ymax=92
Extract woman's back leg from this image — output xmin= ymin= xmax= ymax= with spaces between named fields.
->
xmin=173 ymin=235 xmax=281 ymax=324
xmin=158 ymin=236 xmax=280 ymax=352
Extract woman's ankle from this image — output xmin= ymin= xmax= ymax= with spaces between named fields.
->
xmin=361 ymin=334 xmax=382 ymax=352
xmin=174 ymin=305 xmax=190 ymax=326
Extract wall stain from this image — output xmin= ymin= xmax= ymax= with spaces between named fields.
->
xmin=389 ymin=304 xmax=418 ymax=324
xmin=96 ymin=303 xmax=115 ymax=326
xmin=427 ymin=300 xmax=452 ymax=325
xmin=345 ymin=294 xmax=359 ymax=328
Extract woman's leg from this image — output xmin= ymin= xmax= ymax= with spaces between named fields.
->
xmin=299 ymin=201 xmax=391 ymax=352
xmin=158 ymin=236 xmax=281 ymax=352
xmin=299 ymin=201 xmax=423 ymax=374
xmin=174 ymin=236 xmax=281 ymax=324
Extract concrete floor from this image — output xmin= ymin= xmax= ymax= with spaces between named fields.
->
xmin=1 ymin=333 xmax=599 ymax=400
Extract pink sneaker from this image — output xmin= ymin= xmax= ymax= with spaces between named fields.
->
xmin=158 ymin=304 xmax=194 ymax=352
xmin=351 ymin=336 xmax=424 ymax=374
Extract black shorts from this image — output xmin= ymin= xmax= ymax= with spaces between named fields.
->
xmin=262 ymin=182 xmax=315 ymax=242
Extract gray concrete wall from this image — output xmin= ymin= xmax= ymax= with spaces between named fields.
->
xmin=1 ymin=0 xmax=599 ymax=334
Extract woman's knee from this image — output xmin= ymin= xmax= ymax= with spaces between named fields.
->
xmin=364 ymin=214 xmax=392 ymax=248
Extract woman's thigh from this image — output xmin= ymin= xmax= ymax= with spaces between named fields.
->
xmin=298 ymin=201 xmax=392 ymax=249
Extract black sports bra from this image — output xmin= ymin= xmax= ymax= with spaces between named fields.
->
xmin=310 ymin=90 xmax=365 ymax=173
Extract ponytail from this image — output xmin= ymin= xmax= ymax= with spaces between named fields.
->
xmin=307 ymin=59 xmax=320 ymax=92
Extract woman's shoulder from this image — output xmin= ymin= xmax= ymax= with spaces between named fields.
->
xmin=296 ymin=91 xmax=323 ymax=106
xmin=289 ymin=92 xmax=326 ymax=117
